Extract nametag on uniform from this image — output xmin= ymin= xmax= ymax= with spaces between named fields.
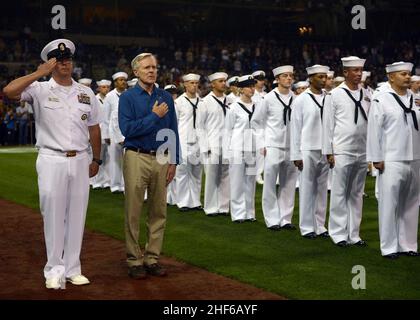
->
xmin=48 ymin=97 xmax=60 ymax=102
xmin=78 ymin=93 xmax=91 ymax=105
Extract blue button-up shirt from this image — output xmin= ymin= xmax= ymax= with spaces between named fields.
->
xmin=118 ymin=83 xmax=180 ymax=164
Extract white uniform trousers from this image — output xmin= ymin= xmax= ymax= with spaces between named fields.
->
xmin=229 ymin=153 xmax=257 ymax=221
xmin=109 ymin=142 xmax=124 ymax=192
xmin=327 ymin=169 xmax=333 ymax=191
xmin=91 ymin=143 xmax=110 ymax=188
xmin=203 ymin=153 xmax=230 ymax=214
xmin=328 ymin=154 xmax=367 ymax=244
xmin=378 ymin=161 xmax=419 ymax=256
xmin=256 ymin=151 xmax=264 ymax=180
xmin=299 ymin=150 xmax=329 ymax=236
xmin=166 ymin=180 xmax=177 ymax=205
xmin=36 ymin=150 xmax=90 ymax=280
xmin=262 ymin=147 xmax=298 ymax=228
xmin=176 ymin=155 xmax=202 ymax=208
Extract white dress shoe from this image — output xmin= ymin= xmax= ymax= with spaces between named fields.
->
xmin=45 ymin=277 xmax=61 ymax=289
xmin=66 ymin=274 xmax=90 ymax=286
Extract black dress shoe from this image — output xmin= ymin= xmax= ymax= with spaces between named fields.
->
xmin=303 ymin=232 xmax=317 ymax=239
xmin=319 ymin=231 xmax=330 ymax=238
xmin=207 ymin=213 xmax=218 ymax=217
xmin=281 ymin=224 xmax=296 ymax=230
xmin=178 ymin=207 xmax=190 ymax=212
xmin=400 ymin=251 xmax=420 ymax=257
xmin=354 ymin=240 xmax=367 ymax=247
xmin=233 ymin=219 xmax=246 ymax=224
xmin=268 ymin=225 xmax=281 ymax=231
xmin=383 ymin=253 xmax=399 ymax=260
xmin=193 ymin=206 xmax=204 ymax=211
xmin=337 ymin=241 xmax=349 ymax=247
xmin=218 ymin=212 xmax=229 ymax=216
xmin=246 ymin=218 xmax=257 ymax=222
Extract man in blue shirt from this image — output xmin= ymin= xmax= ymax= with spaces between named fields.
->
xmin=119 ymin=52 xmax=180 ymax=279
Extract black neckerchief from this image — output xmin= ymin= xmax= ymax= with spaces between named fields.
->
xmin=274 ymin=91 xmax=293 ymax=125
xmin=307 ymin=92 xmax=326 ymax=121
xmin=342 ymin=88 xmax=367 ymax=124
xmin=212 ymin=96 xmax=228 ymax=117
xmin=184 ymin=96 xmax=199 ymax=129
xmin=389 ymin=93 xmax=418 ymax=131
xmin=237 ymin=102 xmax=255 ymax=122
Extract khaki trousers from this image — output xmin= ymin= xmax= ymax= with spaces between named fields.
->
xmin=123 ymin=150 xmax=169 ymax=267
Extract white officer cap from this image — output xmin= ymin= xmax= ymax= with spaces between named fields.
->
xmin=227 ymin=76 xmax=239 ymax=87
xmin=341 ymin=56 xmax=366 ymax=68
xmin=208 ymin=72 xmax=228 ymax=82
xmin=112 ymin=72 xmax=128 ymax=81
xmin=78 ymin=78 xmax=92 ymax=86
xmin=127 ymin=78 xmax=138 ymax=87
xmin=252 ymin=70 xmax=266 ymax=78
xmin=272 ymin=65 xmax=294 ymax=77
xmin=237 ymin=75 xmax=256 ymax=88
xmin=164 ymin=84 xmax=177 ymax=90
xmin=334 ymin=76 xmax=345 ymax=82
xmin=385 ymin=62 xmax=414 ymax=74
xmin=40 ymin=39 xmax=75 ymax=62
xmin=96 ymin=79 xmax=112 ymax=86
xmin=327 ymin=71 xmax=335 ymax=78
xmin=306 ymin=65 xmax=330 ymax=76
xmin=411 ymin=75 xmax=420 ymax=82
xmin=294 ymin=81 xmax=310 ymax=89
xmin=182 ymin=73 xmax=200 ymax=82
xmin=362 ymin=71 xmax=371 ymax=82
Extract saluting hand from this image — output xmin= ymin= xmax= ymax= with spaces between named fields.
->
xmin=152 ymin=101 xmax=169 ymax=118
xmin=37 ymin=58 xmax=57 ymax=77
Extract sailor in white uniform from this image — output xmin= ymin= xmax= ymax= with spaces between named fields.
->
xmin=226 ymin=76 xmax=240 ymax=106
xmin=174 ymin=73 xmax=203 ymax=211
xmin=3 ymin=39 xmax=102 ymax=289
xmin=291 ymin=65 xmax=330 ymax=239
xmin=323 ymin=56 xmax=371 ymax=247
xmin=367 ymin=62 xmax=420 ymax=259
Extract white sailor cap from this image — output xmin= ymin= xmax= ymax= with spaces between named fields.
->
xmin=164 ymin=84 xmax=177 ymax=91
xmin=182 ymin=73 xmax=200 ymax=82
xmin=306 ymin=65 xmax=330 ymax=76
xmin=377 ymin=82 xmax=386 ymax=87
xmin=127 ymin=78 xmax=138 ymax=87
xmin=386 ymin=62 xmax=414 ymax=74
xmin=327 ymin=71 xmax=335 ymax=78
xmin=208 ymin=72 xmax=228 ymax=82
xmin=252 ymin=70 xmax=266 ymax=79
xmin=294 ymin=81 xmax=310 ymax=89
xmin=272 ymin=65 xmax=294 ymax=77
xmin=78 ymin=78 xmax=92 ymax=86
xmin=411 ymin=75 xmax=420 ymax=82
xmin=362 ymin=71 xmax=371 ymax=82
xmin=227 ymin=76 xmax=239 ymax=87
xmin=334 ymin=76 xmax=345 ymax=82
xmin=237 ymin=75 xmax=256 ymax=88
xmin=40 ymin=39 xmax=75 ymax=62
xmin=112 ymin=72 xmax=128 ymax=81
xmin=341 ymin=56 xmax=366 ymax=68
xmin=96 ymin=79 xmax=112 ymax=86
xmin=273 ymin=79 xmax=278 ymax=85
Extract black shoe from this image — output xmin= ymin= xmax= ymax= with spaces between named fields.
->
xmin=128 ymin=265 xmax=147 ymax=279
xmin=207 ymin=213 xmax=218 ymax=217
xmin=178 ymin=207 xmax=190 ymax=212
xmin=319 ymin=231 xmax=330 ymax=238
xmin=193 ymin=206 xmax=204 ymax=211
xmin=268 ymin=225 xmax=281 ymax=231
xmin=281 ymin=224 xmax=296 ymax=230
xmin=383 ymin=253 xmax=399 ymax=260
xmin=144 ymin=263 xmax=167 ymax=277
xmin=354 ymin=240 xmax=367 ymax=247
xmin=303 ymin=232 xmax=317 ymax=239
xmin=246 ymin=218 xmax=257 ymax=222
xmin=233 ymin=219 xmax=246 ymax=224
xmin=218 ymin=212 xmax=229 ymax=216
xmin=337 ymin=241 xmax=349 ymax=247
xmin=400 ymin=251 xmax=420 ymax=257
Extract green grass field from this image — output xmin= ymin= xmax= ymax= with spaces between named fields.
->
xmin=1 ymin=147 xmax=420 ymax=299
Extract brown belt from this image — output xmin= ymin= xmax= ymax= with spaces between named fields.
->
xmin=65 ymin=150 xmax=77 ymax=157
xmin=126 ymin=147 xmax=168 ymax=156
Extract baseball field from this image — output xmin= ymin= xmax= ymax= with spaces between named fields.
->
xmin=1 ymin=146 xmax=419 ymax=300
